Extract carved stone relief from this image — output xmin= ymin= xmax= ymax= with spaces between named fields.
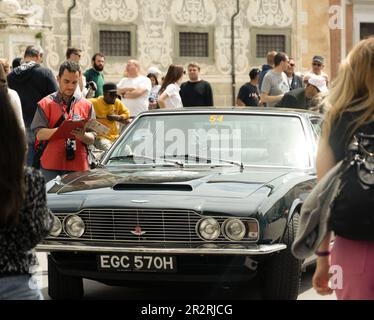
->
xmin=89 ymin=0 xmax=138 ymax=23
xmin=216 ymin=0 xmax=249 ymax=75
xmin=247 ymin=0 xmax=293 ymax=27
xmin=171 ymin=0 xmax=216 ymax=25
xmin=138 ymin=0 xmax=172 ymax=72
xmin=42 ymin=0 xmax=92 ymax=70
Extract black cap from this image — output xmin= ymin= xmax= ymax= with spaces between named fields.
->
xmin=103 ymin=82 xmax=117 ymax=93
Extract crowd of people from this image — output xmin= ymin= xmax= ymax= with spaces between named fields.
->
xmin=0 ymin=37 xmax=373 ymax=300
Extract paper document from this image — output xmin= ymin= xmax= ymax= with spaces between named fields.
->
xmin=85 ymin=119 xmax=110 ymax=136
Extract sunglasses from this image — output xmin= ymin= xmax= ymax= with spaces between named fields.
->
xmin=289 ymin=63 xmax=295 ymax=67
xmin=313 ymin=63 xmax=322 ymax=67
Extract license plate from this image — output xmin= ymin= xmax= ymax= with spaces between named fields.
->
xmin=97 ymin=254 xmax=177 ymax=272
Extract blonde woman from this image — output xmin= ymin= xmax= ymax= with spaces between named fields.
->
xmin=158 ymin=64 xmax=184 ymax=109
xmin=313 ymin=37 xmax=374 ymax=299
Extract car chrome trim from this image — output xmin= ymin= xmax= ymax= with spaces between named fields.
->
xmin=36 ymin=243 xmax=286 ymax=255
xmin=50 ymin=209 xmax=260 ymax=243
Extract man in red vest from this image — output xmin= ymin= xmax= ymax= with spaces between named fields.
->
xmin=31 ymin=60 xmax=96 ymax=182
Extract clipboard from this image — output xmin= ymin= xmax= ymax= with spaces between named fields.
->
xmin=50 ymin=119 xmax=87 ymax=140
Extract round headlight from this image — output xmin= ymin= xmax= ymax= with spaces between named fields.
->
xmin=197 ymin=218 xmax=220 ymax=241
xmin=222 ymin=218 xmax=246 ymax=241
xmin=64 ymin=215 xmax=85 ymax=238
xmin=49 ymin=215 xmax=62 ymax=237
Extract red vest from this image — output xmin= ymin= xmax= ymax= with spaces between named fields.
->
xmin=38 ymin=93 xmax=93 ymax=172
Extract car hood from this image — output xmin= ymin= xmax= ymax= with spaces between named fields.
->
xmin=48 ymin=166 xmax=291 ymax=195
xmin=46 ymin=166 xmax=298 ymax=215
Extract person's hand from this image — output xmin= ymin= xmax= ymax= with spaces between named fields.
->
xmin=312 ymin=257 xmax=334 ymax=295
xmin=86 ymin=81 xmax=97 ymax=91
xmin=107 ymin=114 xmax=122 ymax=122
xmin=71 ymin=127 xmax=86 ymax=141
xmin=149 ymin=101 xmax=158 ymax=109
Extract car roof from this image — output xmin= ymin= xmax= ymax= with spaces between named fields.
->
xmin=139 ymin=107 xmax=322 ymax=118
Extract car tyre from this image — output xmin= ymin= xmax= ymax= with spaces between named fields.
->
xmin=48 ymin=255 xmax=83 ymax=300
xmin=262 ymin=213 xmax=302 ymax=300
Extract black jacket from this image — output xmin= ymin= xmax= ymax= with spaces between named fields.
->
xmin=289 ymin=74 xmax=304 ymax=90
xmin=276 ymin=88 xmax=309 ymax=109
xmin=7 ymin=62 xmax=58 ymax=128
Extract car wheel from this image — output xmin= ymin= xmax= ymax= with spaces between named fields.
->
xmin=262 ymin=213 xmax=302 ymax=300
xmin=48 ymin=255 xmax=83 ymax=300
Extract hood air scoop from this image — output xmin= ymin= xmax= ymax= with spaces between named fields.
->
xmin=113 ymin=183 xmax=193 ymax=191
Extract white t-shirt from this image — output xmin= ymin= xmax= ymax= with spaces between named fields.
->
xmin=8 ymin=88 xmax=25 ymax=132
xmin=117 ymin=76 xmax=152 ymax=117
xmin=162 ymin=83 xmax=183 ymax=109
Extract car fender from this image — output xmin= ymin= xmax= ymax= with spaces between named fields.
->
xmin=287 ymin=198 xmax=303 ymax=224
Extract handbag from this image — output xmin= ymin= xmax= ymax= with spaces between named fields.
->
xmin=328 ymin=130 xmax=374 ymax=240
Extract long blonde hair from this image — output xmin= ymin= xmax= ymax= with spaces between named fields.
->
xmin=323 ymin=37 xmax=374 ymax=139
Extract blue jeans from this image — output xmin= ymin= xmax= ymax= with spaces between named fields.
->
xmin=0 ymin=275 xmax=43 ymax=300
xmin=26 ymin=127 xmax=36 ymax=167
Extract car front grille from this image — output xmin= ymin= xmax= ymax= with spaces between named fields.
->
xmin=51 ymin=209 xmax=256 ymax=244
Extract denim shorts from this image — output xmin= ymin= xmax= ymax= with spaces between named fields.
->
xmin=0 ymin=274 xmax=43 ymax=300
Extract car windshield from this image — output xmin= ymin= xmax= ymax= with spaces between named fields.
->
xmin=106 ymin=113 xmax=311 ymax=168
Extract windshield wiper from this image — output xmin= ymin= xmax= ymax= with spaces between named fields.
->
xmin=107 ymin=155 xmax=184 ymax=167
xmin=164 ymin=154 xmax=244 ymax=172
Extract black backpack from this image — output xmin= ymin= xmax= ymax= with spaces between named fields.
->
xmin=328 ymin=125 xmax=374 ymax=240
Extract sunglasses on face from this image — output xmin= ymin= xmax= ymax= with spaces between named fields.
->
xmin=313 ymin=63 xmax=322 ymax=67
xmin=289 ymin=63 xmax=295 ymax=67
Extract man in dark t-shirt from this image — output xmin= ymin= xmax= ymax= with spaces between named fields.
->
xmin=180 ymin=63 xmax=213 ymax=107
xmin=237 ymin=68 xmax=261 ymax=107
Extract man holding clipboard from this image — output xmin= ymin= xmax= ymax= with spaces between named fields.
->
xmin=31 ymin=60 xmax=96 ymax=182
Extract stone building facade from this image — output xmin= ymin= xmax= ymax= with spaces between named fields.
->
xmin=1 ymin=0 xmax=373 ymax=105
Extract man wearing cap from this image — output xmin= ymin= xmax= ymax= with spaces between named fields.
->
xmin=304 ymin=56 xmax=329 ymax=86
xmin=90 ymin=82 xmax=130 ymax=151
xmin=276 ymin=74 xmax=328 ymax=110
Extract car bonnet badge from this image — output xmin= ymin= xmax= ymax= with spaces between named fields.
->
xmin=131 ymin=226 xmax=146 ymax=236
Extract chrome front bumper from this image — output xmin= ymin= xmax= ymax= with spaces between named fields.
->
xmin=36 ymin=242 xmax=286 ymax=255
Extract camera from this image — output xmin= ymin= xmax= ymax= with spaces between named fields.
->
xmin=65 ymin=139 xmax=76 ymax=161
xmin=85 ymin=81 xmax=97 ymax=91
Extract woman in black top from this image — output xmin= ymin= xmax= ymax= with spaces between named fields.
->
xmin=0 ymin=64 xmax=53 ymax=299
xmin=312 ymin=38 xmax=374 ymax=299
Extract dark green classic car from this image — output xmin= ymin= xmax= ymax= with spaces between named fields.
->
xmin=37 ymin=108 xmax=322 ymax=299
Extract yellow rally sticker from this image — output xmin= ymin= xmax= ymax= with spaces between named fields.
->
xmin=209 ymin=115 xmax=224 ymax=123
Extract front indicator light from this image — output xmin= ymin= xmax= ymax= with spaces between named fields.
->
xmin=246 ymin=220 xmax=259 ymax=240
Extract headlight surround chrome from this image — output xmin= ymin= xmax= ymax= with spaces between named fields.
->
xmin=64 ymin=215 xmax=85 ymax=238
xmin=196 ymin=218 xmax=220 ymax=241
xmin=49 ymin=215 xmax=62 ymax=237
xmin=222 ymin=218 xmax=246 ymax=241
